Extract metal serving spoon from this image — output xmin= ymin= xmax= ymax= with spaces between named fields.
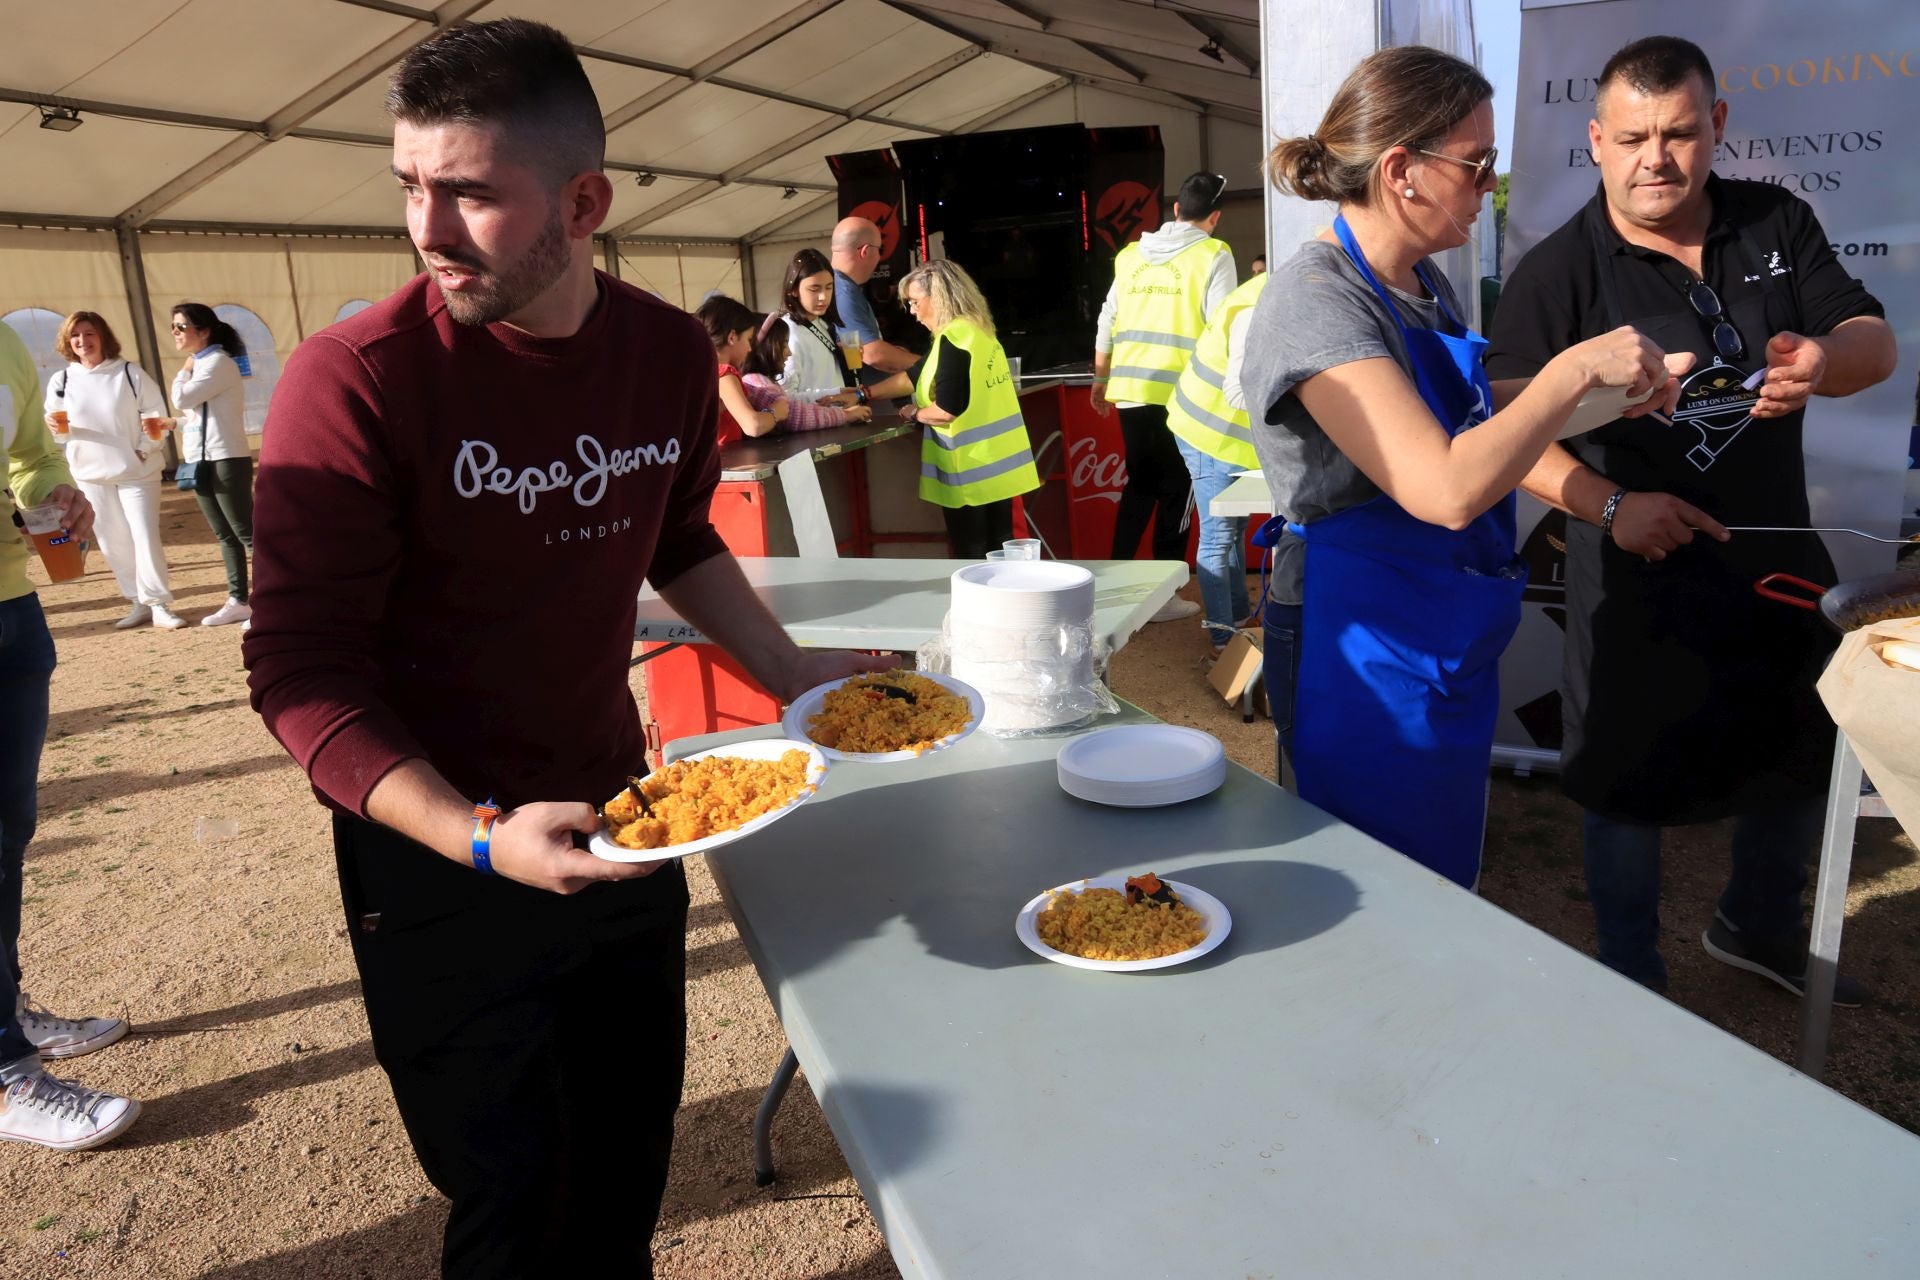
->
xmin=1724 ymin=526 xmax=1920 ymax=546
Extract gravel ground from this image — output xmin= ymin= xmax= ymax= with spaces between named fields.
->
xmin=3 ymin=488 xmax=1912 ymax=1276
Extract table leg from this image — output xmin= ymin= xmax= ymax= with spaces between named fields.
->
xmin=629 ymin=641 xmax=683 ymax=668
xmin=753 ymin=1045 xmax=801 ymax=1187
xmin=1797 ymin=733 xmax=1862 ymax=1080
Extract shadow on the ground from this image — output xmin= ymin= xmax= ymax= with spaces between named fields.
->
xmin=120 ymin=1039 xmax=380 ymax=1148
xmin=136 ymin=978 xmax=363 ymax=1038
xmin=35 ymin=753 xmax=294 ymax=818
xmin=47 ymin=696 xmax=251 ymax=740
xmin=194 ymin=1202 xmax=449 ymax=1279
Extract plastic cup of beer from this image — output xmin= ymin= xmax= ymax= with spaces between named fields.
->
xmin=142 ymin=413 xmax=169 ymax=441
xmin=49 ymin=410 xmax=70 ymax=436
xmin=21 ymin=501 xmax=87 ymax=583
xmin=836 ymin=328 xmax=864 ymax=373
xmin=1002 ymin=538 xmax=1042 ymax=561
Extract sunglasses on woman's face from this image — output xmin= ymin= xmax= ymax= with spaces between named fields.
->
xmin=171 ymin=323 xmax=193 ymax=332
xmin=1413 ymin=145 xmax=1500 ymax=186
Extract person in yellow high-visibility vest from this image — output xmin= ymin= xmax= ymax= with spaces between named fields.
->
xmin=899 ymin=259 xmax=1041 ymax=559
xmin=1167 ymin=269 xmax=1267 ymax=653
xmin=1091 ymin=172 xmax=1237 ymax=621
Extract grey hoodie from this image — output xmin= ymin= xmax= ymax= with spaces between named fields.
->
xmin=1093 ymin=220 xmax=1239 ymax=362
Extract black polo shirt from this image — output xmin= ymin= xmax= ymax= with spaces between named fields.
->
xmin=1485 ymin=176 xmax=1885 ymax=825
xmin=1488 ymin=174 xmax=1882 ymax=384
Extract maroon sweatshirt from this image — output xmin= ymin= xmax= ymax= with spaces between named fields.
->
xmin=244 ymin=272 xmax=725 ymax=818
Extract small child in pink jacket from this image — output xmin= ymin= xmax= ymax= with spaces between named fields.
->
xmin=745 ymin=318 xmax=871 ymax=432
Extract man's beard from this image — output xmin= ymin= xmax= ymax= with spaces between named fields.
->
xmin=436 ymin=205 xmax=571 ymax=327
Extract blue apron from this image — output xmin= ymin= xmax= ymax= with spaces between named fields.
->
xmin=1287 ymin=217 xmax=1526 ymax=887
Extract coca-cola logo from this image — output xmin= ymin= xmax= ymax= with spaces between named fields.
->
xmin=848 ymin=199 xmax=901 ymax=260
xmin=1068 ymin=435 xmax=1127 ymax=501
xmin=1093 ymin=181 xmax=1157 ymax=252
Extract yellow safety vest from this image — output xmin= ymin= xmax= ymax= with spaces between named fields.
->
xmin=916 ymin=317 xmax=1040 ymax=509
xmin=1106 ymin=236 xmax=1230 ymax=406
xmin=1166 ymin=272 xmax=1267 ymax=470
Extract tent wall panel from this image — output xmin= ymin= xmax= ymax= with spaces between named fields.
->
xmin=749 ymin=228 xmax=835 ymax=312
xmin=612 ymin=244 xmax=744 ymax=311
xmin=0 ymin=228 xmax=138 ymax=369
xmin=288 ymin=242 xmax=423 ymax=336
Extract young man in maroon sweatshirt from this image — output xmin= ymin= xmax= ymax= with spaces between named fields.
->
xmin=243 ymin=20 xmax=884 ymax=1278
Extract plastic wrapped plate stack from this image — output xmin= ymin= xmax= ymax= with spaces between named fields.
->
xmin=948 ymin=561 xmax=1099 ymax=733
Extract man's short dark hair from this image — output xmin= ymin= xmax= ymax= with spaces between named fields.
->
xmin=1174 ymin=171 xmax=1229 ymax=221
xmin=1598 ymin=36 xmax=1716 ymax=106
xmin=386 ymin=18 xmax=605 ymax=183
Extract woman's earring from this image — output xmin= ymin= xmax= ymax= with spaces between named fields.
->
xmin=1403 ymin=186 xmax=1416 ymax=198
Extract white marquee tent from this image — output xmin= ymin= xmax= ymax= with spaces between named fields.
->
xmin=1 ymin=0 xmax=1266 ymax=420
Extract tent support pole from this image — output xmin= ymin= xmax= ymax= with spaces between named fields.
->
xmin=601 ymin=236 xmax=621 ymax=280
xmin=115 ymin=224 xmax=174 ymax=465
xmin=739 ymin=240 xmax=756 ymax=311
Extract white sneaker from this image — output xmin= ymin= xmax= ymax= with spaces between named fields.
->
xmin=201 ymin=598 xmax=253 ymax=627
xmin=151 ymin=604 xmax=187 ymax=630
xmin=0 ymin=1072 xmax=141 ymax=1152
xmin=113 ymin=603 xmax=152 ymax=629
xmin=1150 ymin=597 xmax=1202 ymax=623
xmin=16 ymin=993 xmax=129 ymax=1060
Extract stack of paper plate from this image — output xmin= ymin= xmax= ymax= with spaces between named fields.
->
xmin=950 ymin=562 xmax=1098 ymax=733
xmin=1056 ymin=725 xmax=1226 ymax=807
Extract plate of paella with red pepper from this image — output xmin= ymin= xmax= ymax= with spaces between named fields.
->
xmin=782 ymin=668 xmax=982 ymax=763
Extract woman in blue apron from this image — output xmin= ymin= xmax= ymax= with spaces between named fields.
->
xmin=1245 ymin=46 xmax=1684 ymax=886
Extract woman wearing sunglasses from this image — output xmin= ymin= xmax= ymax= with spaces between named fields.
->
xmin=1241 ymin=45 xmax=1685 ymax=887
xmin=168 ymin=302 xmax=254 ymax=627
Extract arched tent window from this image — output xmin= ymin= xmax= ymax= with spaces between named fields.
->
xmin=1 ymin=307 xmax=69 ymax=404
xmin=213 ymin=304 xmax=279 ymax=434
xmin=334 ymin=299 xmax=373 ymax=323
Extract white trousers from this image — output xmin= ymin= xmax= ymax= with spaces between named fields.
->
xmin=77 ymin=478 xmax=173 ymax=606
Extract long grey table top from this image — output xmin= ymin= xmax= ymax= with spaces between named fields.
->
xmin=717 ymin=417 xmax=916 ymax=481
xmin=690 ymin=705 xmax=1920 ymax=1279
xmin=1212 ymin=471 xmax=1271 ymax=517
xmin=635 ymin=557 xmax=1187 ymax=652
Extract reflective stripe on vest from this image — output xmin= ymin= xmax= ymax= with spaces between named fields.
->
xmin=1106 ymin=237 xmax=1228 ymax=406
xmin=915 ymin=318 xmax=1040 ymax=510
xmin=1166 ymin=271 xmax=1266 ymax=470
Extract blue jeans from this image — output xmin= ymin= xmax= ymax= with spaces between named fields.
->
xmin=1261 ymin=601 xmax=1303 ymax=782
xmin=1173 ymin=438 xmax=1249 ymax=646
xmin=0 ymin=593 xmax=56 ymax=1076
xmin=1583 ymin=797 xmax=1818 ymax=991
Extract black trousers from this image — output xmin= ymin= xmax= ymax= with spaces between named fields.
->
xmin=1110 ymin=404 xmax=1192 ymax=561
xmin=941 ymin=499 xmax=1014 ymax=560
xmin=333 ymin=815 xmax=689 ymax=1279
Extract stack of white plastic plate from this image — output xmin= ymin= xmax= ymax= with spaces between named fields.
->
xmin=950 ymin=561 xmax=1098 ymax=732
xmin=1056 ymin=725 xmax=1226 ymax=807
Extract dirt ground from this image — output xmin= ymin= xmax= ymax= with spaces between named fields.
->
xmin=2 ymin=488 xmax=1914 ymax=1277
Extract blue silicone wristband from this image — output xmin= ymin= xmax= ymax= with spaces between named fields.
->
xmin=471 ymin=797 xmax=500 ymax=875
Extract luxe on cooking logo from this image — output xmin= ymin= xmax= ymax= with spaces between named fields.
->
xmin=453 ymin=434 xmax=681 ymax=514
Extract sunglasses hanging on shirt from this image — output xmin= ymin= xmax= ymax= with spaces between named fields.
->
xmin=1684 ymin=279 xmax=1746 ymax=363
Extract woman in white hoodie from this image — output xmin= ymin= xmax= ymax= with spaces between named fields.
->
xmin=168 ymin=302 xmax=253 ymax=627
xmin=42 ymin=312 xmax=185 ymax=629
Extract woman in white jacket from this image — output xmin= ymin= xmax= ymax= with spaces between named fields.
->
xmin=168 ymin=302 xmax=253 ymax=627
xmin=43 ymin=312 xmax=185 ymax=629
xmin=776 ymin=249 xmax=914 ymax=407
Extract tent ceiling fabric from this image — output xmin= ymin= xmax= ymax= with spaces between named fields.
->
xmin=0 ymin=0 xmax=1261 ymax=242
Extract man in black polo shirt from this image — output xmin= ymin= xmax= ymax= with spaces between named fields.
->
xmin=1488 ymin=36 xmax=1896 ymax=998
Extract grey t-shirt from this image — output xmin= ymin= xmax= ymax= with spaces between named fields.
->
xmin=1242 ymin=239 xmax=1462 ymax=603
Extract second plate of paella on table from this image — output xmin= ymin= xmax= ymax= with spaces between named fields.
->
xmin=782 ymin=669 xmax=983 ymax=762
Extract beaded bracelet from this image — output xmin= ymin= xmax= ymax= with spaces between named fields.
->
xmin=470 ymin=797 xmax=500 ymax=875
xmin=1600 ymin=488 xmax=1628 ymax=539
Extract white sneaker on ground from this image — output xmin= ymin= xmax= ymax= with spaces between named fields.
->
xmin=1150 ymin=597 xmax=1202 ymax=623
xmin=150 ymin=604 xmax=187 ymax=630
xmin=0 ymin=1072 xmax=141 ymax=1152
xmin=201 ymin=598 xmax=252 ymax=627
xmin=16 ymin=993 xmax=129 ymax=1060
xmin=113 ymin=603 xmax=152 ymax=629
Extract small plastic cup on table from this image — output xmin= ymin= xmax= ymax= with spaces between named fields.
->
xmin=48 ymin=411 xmax=70 ymax=437
xmin=984 ymin=549 xmax=1012 ymax=561
xmin=20 ymin=502 xmax=87 ymax=583
xmin=1002 ymin=538 xmax=1042 ymax=561
xmin=141 ymin=414 xmax=170 ymax=442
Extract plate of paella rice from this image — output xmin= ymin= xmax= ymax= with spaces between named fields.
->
xmin=783 ymin=668 xmax=983 ymax=763
xmin=1015 ymin=873 xmax=1231 ymax=972
xmin=589 ymin=739 xmax=828 ymax=863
